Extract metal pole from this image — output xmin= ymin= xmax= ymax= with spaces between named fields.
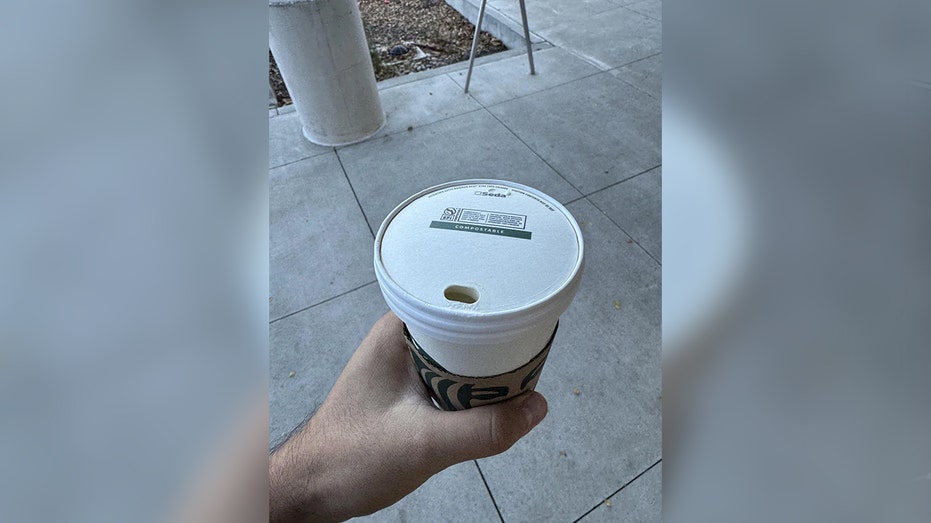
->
xmin=518 ymin=0 xmax=536 ymax=75
xmin=463 ymin=0 xmax=488 ymax=93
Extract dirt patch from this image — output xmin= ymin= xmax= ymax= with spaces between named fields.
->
xmin=270 ymin=0 xmax=506 ymax=107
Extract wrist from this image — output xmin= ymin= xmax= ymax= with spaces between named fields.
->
xmin=269 ymin=419 xmax=344 ymax=523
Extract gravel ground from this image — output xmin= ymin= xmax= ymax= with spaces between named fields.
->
xmin=270 ymin=0 xmax=506 ymax=107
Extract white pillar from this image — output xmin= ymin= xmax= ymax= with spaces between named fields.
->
xmin=269 ymin=0 xmax=385 ymax=146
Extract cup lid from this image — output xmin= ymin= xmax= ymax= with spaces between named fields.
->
xmin=374 ymin=180 xmax=584 ymax=341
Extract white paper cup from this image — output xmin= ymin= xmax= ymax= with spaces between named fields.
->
xmin=374 ymin=180 xmax=584 ymax=410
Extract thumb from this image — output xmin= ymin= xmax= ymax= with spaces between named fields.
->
xmin=425 ymin=392 xmax=548 ymax=465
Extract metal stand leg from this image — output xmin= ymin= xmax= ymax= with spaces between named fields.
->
xmin=518 ymin=0 xmax=536 ymax=75
xmin=464 ymin=0 xmax=488 ymax=93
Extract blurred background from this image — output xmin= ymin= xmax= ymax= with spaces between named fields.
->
xmin=1 ymin=0 xmax=929 ymax=521
xmin=663 ymin=0 xmax=931 ymax=520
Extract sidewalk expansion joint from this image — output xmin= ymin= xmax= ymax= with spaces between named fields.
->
xmin=269 ymin=281 xmax=378 ymax=325
xmin=570 ymin=458 xmax=662 ymax=523
xmin=474 ymin=460 xmax=506 ymax=523
xmin=334 ymin=149 xmax=375 ymax=239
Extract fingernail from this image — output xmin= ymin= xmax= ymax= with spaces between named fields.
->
xmin=522 ymin=393 xmax=548 ymax=428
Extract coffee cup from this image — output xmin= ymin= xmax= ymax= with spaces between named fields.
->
xmin=374 ymin=180 xmax=584 ymax=410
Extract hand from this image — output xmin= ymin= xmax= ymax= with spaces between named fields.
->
xmin=269 ymin=312 xmax=548 ymax=522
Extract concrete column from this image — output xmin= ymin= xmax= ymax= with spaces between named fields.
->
xmin=269 ymin=0 xmax=385 ymax=146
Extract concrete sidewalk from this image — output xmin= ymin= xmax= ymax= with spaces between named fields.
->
xmin=269 ymin=0 xmax=661 ymax=520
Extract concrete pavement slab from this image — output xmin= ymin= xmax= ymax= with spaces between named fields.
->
xmin=372 ymin=74 xmax=483 ymax=140
xmin=622 ymin=0 xmax=662 ymax=21
xmin=579 ymin=462 xmax=662 ymax=522
xmin=476 ymin=199 xmax=661 ymax=522
xmin=542 ymin=8 xmax=661 ymax=70
xmin=610 ymin=54 xmax=662 ymax=100
xmin=448 ymin=47 xmax=602 ymax=107
xmin=269 ymin=153 xmax=376 ymax=321
xmin=588 ymin=167 xmax=662 ymax=262
xmin=356 ymin=462 xmax=501 ymax=522
xmin=269 ymin=282 xmax=384 ymax=445
xmin=337 ymin=109 xmax=583 ymax=233
xmin=269 ymin=111 xmax=332 ymax=169
xmin=487 ymin=0 xmax=622 ymax=31
xmin=488 ymin=72 xmax=660 ymax=195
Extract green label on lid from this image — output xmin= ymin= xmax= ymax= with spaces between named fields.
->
xmin=429 ymin=220 xmax=532 ymax=240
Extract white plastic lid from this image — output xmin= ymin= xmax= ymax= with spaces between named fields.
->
xmin=374 ymin=180 xmax=584 ymax=343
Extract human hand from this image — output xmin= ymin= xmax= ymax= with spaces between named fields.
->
xmin=269 ymin=312 xmax=548 ymax=522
